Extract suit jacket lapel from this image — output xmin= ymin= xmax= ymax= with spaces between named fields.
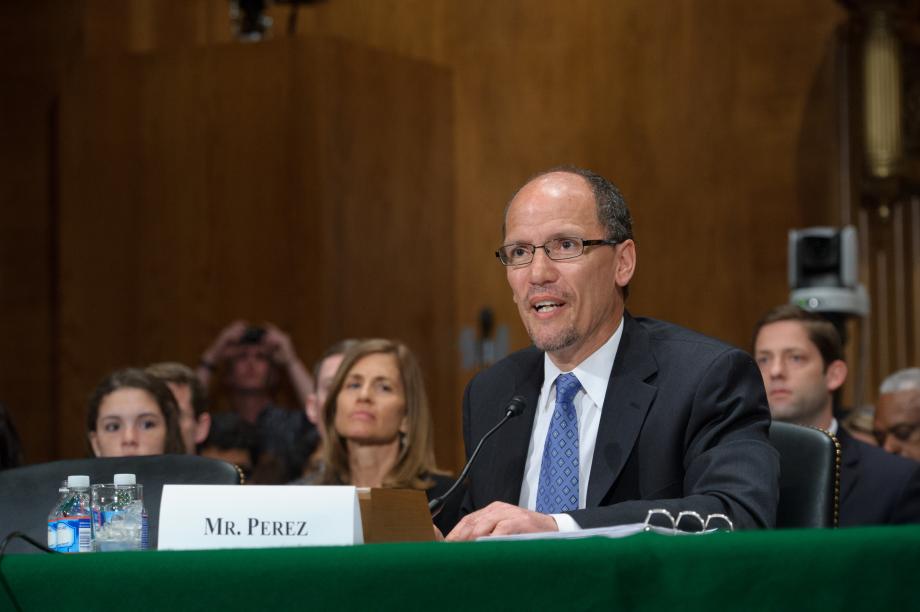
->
xmin=836 ymin=427 xmax=859 ymax=505
xmin=587 ymin=314 xmax=659 ymax=507
xmin=485 ymin=350 xmax=544 ymax=505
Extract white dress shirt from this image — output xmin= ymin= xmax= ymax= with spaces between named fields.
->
xmin=518 ymin=318 xmax=624 ymax=531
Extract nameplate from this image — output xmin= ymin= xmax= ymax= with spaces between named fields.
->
xmin=158 ymin=485 xmax=363 ymax=550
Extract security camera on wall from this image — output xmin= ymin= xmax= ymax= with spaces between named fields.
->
xmin=788 ymin=225 xmax=869 ymax=318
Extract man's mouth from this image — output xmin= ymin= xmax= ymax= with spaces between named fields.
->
xmin=533 ymin=300 xmax=564 ymax=313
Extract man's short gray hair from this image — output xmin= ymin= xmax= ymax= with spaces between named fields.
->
xmin=879 ymin=368 xmax=920 ymax=394
xmin=502 ymin=165 xmax=634 ymax=243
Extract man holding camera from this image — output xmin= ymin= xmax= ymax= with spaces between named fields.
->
xmin=198 ymin=321 xmax=316 ymax=483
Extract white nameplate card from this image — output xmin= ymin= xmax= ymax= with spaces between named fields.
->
xmin=158 ymin=485 xmax=363 ymax=550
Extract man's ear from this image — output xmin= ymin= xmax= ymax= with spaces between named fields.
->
xmin=614 ymin=239 xmax=637 ymax=288
xmin=825 ymin=359 xmax=848 ymax=393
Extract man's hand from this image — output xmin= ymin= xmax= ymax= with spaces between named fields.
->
xmin=445 ymin=502 xmax=558 ymax=542
xmin=203 ymin=320 xmax=248 ymax=363
xmin=263 ymin=323 xmax=296 ymax=366
xmin=261 ymin=322 xmax=314 ymax=400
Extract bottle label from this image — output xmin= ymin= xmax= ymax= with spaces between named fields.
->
xmin=49 ymin=516 xmax=92 ymax=553
xmin=141 ymin=510 xmax=149 ymax=550
xmin=94 ymin=510 xmax=118 ymax=528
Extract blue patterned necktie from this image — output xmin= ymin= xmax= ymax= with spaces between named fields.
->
xmin=536 ymin=373 xmax=582 ymax=514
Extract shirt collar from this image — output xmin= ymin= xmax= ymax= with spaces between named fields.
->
xmin=541 ymin=317 xmax=624 ymax=410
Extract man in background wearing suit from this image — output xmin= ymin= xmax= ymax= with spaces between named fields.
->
xmin=446 ymin=166 xmax=779 ymax=540
xmin=753 ymin=304 xmax=920 ymax=525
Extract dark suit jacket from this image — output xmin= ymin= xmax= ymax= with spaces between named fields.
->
xmin=838 ymin=427 xmax=920 ymax=526
xmin=427 ymin=473 xmax=463 ymax=534
xmin=461 ymin=314 xmax=780 ymax=529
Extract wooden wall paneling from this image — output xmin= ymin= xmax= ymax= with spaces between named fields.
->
xmin=278 ymin=38 xmax=326 ymax=378
xmin=132 ymin=48 xmax=213 ymax=367
xmin=57 ymin=42 xmax=319 ymax=450
xmin=869 ymin=211 xmax=890 ymax=398
xmin=293 ymin=0 xmax=844 ymax=354
xmin=56 ymin=36 xmax=457 ymax=465
xmin=0 ymin=0 xmax=89 ymax=464
xmin=196 ymin=39 xmax=325 ymax=410
xmin=58 ymin=57 xmax=148 ymax=458
xmin=0 ymin=87 xmax=57 ymax=464
xmin=582 ymin=3 xmax=846 ymax=348
xmin=311 ymin=37 xmax=458 ymax=471
xmin=4 ymin=0 xmax=856 ymax=466
xmin=911 ymin=197 xmax=920 ymax=368
xmin=82 ymin=0 xmax=232 ymax=57
xmin=845 ymin=5 xmax=920 ymax=406
xmin=273 ymin=0 xmax=451 ymax=64
xmin=892 ymin=202 xmax=909 ymax=368
xmin=196 ymin=43 xmax=308 ymax=337
xmin=867 ymin=198 xmax=920 ymax=390
xmin=862 ymin=198 xmax=920 ymax=402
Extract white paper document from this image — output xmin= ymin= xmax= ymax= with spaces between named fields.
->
xmin=478 ymin=523 xmax=716 ymax=542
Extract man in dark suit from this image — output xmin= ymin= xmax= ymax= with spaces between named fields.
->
xmin=753 ymin=304 xmax=920 ymax=526
xmin=446 ymin=167 xmax=779 ymax=540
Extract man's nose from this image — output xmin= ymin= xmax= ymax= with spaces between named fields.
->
xmin=768 ymin=358 xmax=785 ymax=378
xmin=527 ymin=248 xmax=558 ymax=284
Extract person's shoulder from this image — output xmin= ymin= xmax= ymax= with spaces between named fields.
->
xmin=463 ymin=345 xmax=544 ymax=412
xmin=630 ymin=315 xmax=741 ymax=360
xmin=469 ymin=345 xmax=543 ymax=385
xmin=846 ymin=432 xmax=920 ymax=482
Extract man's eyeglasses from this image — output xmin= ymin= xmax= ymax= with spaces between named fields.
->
xmin=495 ymin=237 xmax=618 ymax=266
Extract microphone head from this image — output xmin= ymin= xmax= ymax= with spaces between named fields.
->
xmin=506 ymin=396 xmax=526 ymax=417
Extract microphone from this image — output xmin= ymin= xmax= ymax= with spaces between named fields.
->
xmin=429 ymin=395 xmax=526 ymax=517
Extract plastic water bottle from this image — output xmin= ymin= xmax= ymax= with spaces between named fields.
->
xmin=48 ymin=475 xmax=92 ymax=553
xmin=114 ymin=473 xmax=149 ymax=551
xmin=47 ymin=484 xmax=68 ymax=550
xmin=92 ymin=473 xmax=148 ymax=551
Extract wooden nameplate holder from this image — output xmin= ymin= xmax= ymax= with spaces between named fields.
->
xmin=357 ymin=488 xmax=435 ymax=543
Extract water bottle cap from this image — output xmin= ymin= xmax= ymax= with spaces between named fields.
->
xmin=67 ymin=475 xmax=90 ymax=488
xmin=113 ymin=473 xmax=136 ymax=486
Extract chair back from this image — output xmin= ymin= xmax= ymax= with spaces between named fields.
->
xmin=0 ymin=454 xmax=241 ymax=553
xmin=768 ymin=422 xmax=840 ymax=528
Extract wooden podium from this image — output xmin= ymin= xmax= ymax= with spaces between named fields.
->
xmin=357 ymin=488 xmax=436 ymax=543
